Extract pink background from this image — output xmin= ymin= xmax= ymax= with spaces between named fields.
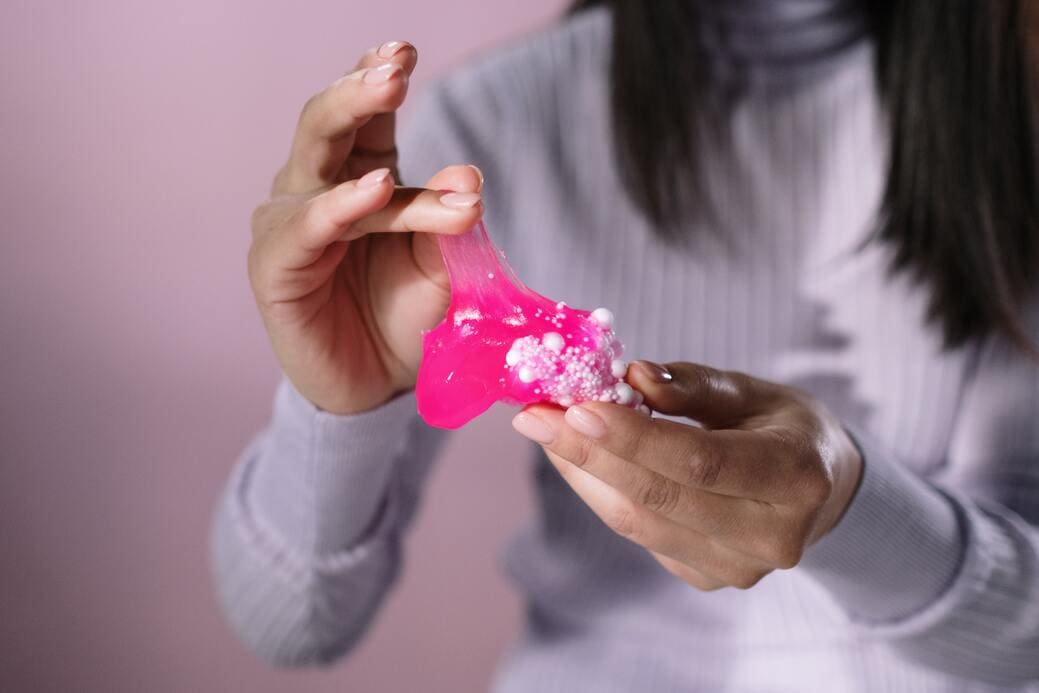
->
xmin=0 ymin=1 xmax=565 ymax=691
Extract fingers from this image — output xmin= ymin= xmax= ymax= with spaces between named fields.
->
xmin=425 ymin=163 xmax=484 ymax=193
xmin=542 ymin=448 xmax=773 ymax=590
xmin=277 ymin=41 xmax=418 ymax=195
xmin=515 ymin=406 xmax=779 ymax=540
xmin=350 ymin=41 xmax=418 ymax=175
xmin=518 ymin=402 xmax=803 ymax=502
xmin=250 ymin=167 xmax=483 ymax=301
xmin=250 ymin=168 xmax=397 ymax=301
xmin=627 ymin=361 xmax=780 ymax=429
xmin=345 ymin=186 xmax=483 ymax=239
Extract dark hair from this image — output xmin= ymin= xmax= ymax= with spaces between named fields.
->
xmin=571 ymin=0 xmax=1039 ymax=351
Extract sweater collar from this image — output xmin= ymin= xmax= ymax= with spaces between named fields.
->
xmin=697 ymin=0 xmax=869 ymax=67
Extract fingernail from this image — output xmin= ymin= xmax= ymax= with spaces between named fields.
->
xmin=467 ymin=164 xmax=485 ymax=191
xmin=635 ymin=361 xmax=672 ymax=383
xmin=377 ymin=40 xmax=408 ymax=59
xmin=512 ymin=412 xmax=555 ymax=444
xmin=357 ymin=167 xmax=391 ymax=189
xmin=440 ymin=191 xmax=482 ymax=208
xmin=565 ymin=406 xmax=607 ymax=439
xmin=363 ymin=63 xmax=400 ymax=85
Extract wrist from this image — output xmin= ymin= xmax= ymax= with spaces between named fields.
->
xmin=799 ymin=426 xmax=963 ymax=623
xmin=811 ymin=424 xmax=865 ymax=543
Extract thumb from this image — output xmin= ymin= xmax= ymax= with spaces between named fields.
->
xmin=409 ymin=163 xmax=485 ymax=288
xmin=626 ymin=360 xmax=778 ymax=429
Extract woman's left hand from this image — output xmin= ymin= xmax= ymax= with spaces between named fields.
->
xmin=511 ymin=361 xmax=864 ymax=590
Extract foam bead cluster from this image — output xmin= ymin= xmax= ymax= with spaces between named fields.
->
xmin=504 ymin=306 xmax=647 ymax=412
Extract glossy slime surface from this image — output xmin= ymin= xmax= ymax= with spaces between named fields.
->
xmin=416 ymin=222 xmax=642 ymax=429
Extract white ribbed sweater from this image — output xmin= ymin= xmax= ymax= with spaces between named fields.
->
xmin=211 ymin=8 xmax=1039 ymax=691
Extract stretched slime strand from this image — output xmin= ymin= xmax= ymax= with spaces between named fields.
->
xmin=416 ymin=222 xmax=642 ymax=429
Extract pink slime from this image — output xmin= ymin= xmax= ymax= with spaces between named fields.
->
xmin=416 ymin=222 xmax=640 ymax=429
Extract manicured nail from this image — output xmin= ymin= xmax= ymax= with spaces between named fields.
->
xmin=467 ymin=164 xmax=484 ymax=191
xmin=565 ymin=406 xmax=607 ymax=439
xmin=357 ymin=167 xmax=391 ymax=189
xmin=363 ymin=63 xmax=400 ymax=85
xmin=377 ymin=40 xmax=408 ymax=59
xmin=440 ymin=191 xmax=481 ymax=208
xmin=635 ymin=360 xmax=672 ymax=383
xmin=512 ymin=412 xmax=555 ymax=444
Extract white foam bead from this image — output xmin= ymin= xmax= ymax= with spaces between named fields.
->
xmin=505 ymin=349 xmax=521 ymax=367
xmin=590 ymin=307 xmax=614 ymax=327
xmin=614 ymin=381 xmax=635 ymax=405
xmin=638 ymin=404 xmax=651 ymax=416
xmin=558 ymin=396 xmax=574 ymax=407
xmin=542 ymin=331 xmax=565 ymax=353
xmin=610 ymin=359 xmax=627 ymax=379
xmin=517 ymin=366 xmax=536 ymax=383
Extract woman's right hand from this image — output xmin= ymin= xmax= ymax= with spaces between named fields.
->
xmin=248 ymin=42 xmax=484 ymax=415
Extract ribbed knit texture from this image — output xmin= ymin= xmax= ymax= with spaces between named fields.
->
xmin=210 ymin=7 xmax=1039 ymax=691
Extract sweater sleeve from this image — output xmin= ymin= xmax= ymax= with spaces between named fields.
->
xmin=801 ymin=298 xmax=1039 ymax=686
xmin=209 ymin=380 xmax=447 ymax=666
xmin=209 ymin=73 xmax=510 ymax=666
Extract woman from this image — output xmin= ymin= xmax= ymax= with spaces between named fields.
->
xmin=212 ymin=1 xmax=1039 ymax=690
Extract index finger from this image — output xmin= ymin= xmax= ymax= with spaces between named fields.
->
xmin=252 ymin=171 xmax=481 ymax=281
xmin=351 ymin=42 xmax=418 ymax=173
xmin=555 ymin=401 xmax=805 ymax=502
xmin=277 ymin=41 xmax=418 ymax=195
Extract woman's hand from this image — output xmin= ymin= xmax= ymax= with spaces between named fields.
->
xmin=511 ymin=361 xmax=864 ymax=590
xmin=249 ymin=41 xmax=484 ymax=414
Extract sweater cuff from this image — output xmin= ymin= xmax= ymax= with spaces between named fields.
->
xmin=246 ymin=378 xmax=418 ymax=557
xmin=800 ymin=427 xmax=966 ymax=624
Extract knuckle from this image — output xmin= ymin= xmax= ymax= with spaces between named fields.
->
xmin=636 ymin=478 xmax=681 ymax=516
xmin=684 ymin=443 xmax=723 ymax=489
xmin=624 ymin=420 xmax=651 ymax=460
xmin=802 ymin=468 xmax=833 ymax=506
xmin=792 ymin=438 xmax=823 ymax=472
xmin=300 ymin=197 xmax=336 ymax=240
xmin=299 ymin=92 xmax=324 ymax=124
xmin=761 ymin=538 xmax=804 ymax=569
xmin=777 ymin=431 xmax=832 ymax=506
xmin=570 ymin=435 xmax=597 ymax=468
xmin=686 ymin=365 xmax=717 ymax=398
xmin=731 ymin=569 xmax=770 ymax=590
xmin=755 ymin=512 xmax=813 ymax=568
